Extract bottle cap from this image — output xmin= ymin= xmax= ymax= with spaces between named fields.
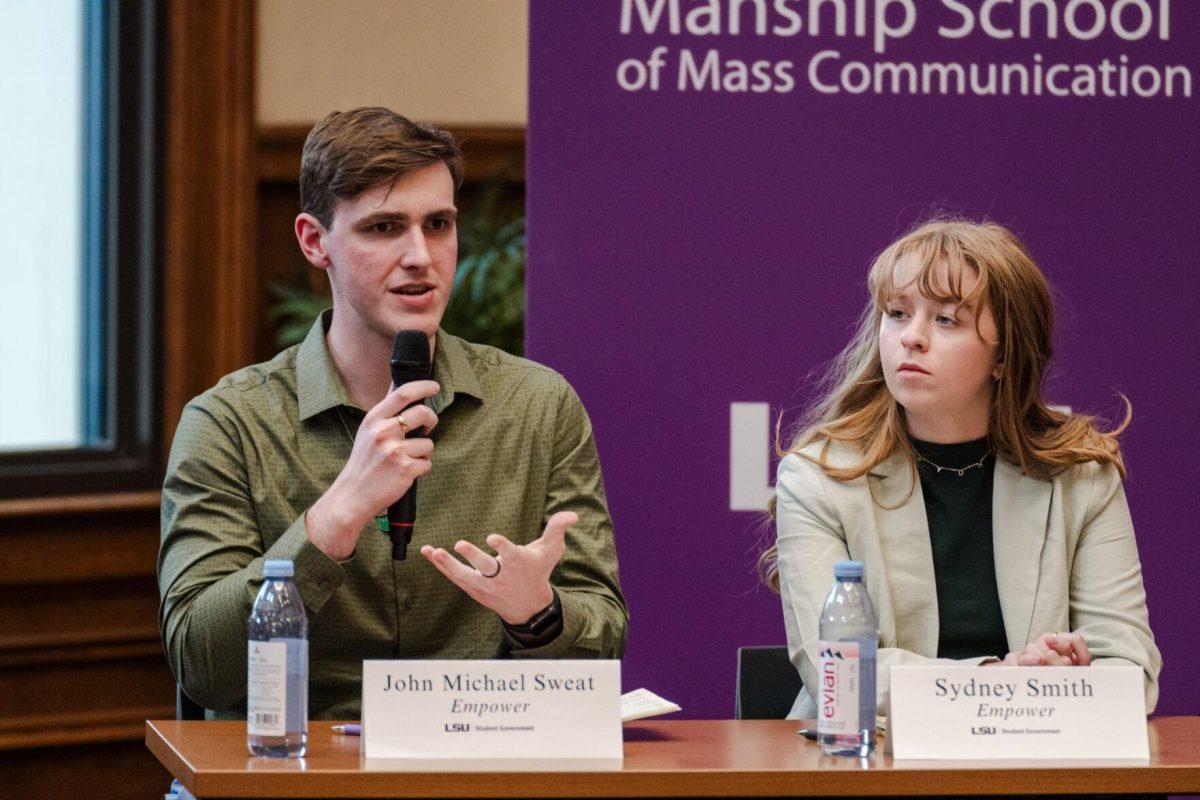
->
xmin=834 ymin=560 xmax=863 ymax=579
xmin=263 ymin=559 xmax=294 ymax=578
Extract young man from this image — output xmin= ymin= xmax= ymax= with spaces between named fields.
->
xmin=159 ymin=108 xmax=627 ymax=719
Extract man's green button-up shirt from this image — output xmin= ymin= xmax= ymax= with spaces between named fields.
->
xmin=159 ymin=312 xmax=627 ymax=719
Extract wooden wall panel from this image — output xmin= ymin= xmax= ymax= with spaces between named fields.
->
xmin=0 ymin=506 xmax=160 ymax=587
xmin=0 ymin=575 xmax=154 ymax=632
xmin=0 ymin=504 xmax=175 ymax=799
xmin=162 ymin=0 xmax=259 ymax=450
xmin=0 ymin=741 xmax=171 ymax=800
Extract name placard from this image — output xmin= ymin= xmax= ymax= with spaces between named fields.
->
xmin=890 ymin=666 xmax=1148 ymax=760
xmin=361 ymin=660 xmax=622 ymax=760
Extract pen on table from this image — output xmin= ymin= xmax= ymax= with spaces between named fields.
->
xmin=332 ymin=723 xmax=362 ymax=735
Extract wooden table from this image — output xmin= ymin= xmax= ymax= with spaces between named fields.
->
xmin=146 ymin=717 xmax=1200 ymax=798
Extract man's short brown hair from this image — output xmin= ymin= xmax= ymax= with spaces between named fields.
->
xmin=299 ymin=107 xmax=464 ymax=228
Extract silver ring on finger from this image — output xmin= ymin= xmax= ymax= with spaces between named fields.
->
xmin=481 ymin=559 xmax=502 ymax=579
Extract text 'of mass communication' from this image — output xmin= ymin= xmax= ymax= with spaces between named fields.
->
xmin=615 ymin=0 xmax=1194 ymax=99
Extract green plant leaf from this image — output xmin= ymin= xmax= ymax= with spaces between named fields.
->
xmin=471 ymin=250 xmax=500 ymax=304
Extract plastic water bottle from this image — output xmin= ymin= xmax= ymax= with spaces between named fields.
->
xmin=817 ymin=560 xmax=877 ymax=757
xmin=247 ymin=559 xmax=308 ymax=757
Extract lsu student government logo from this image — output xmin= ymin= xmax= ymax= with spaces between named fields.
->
xmin=972 ymin=726 xmax=997 ymax=735
xmin=444 ymin=723 xmax=470 ymax=733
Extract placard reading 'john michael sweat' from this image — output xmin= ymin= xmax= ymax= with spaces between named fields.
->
xmin=361 ymin=660 xmax=622 ymax=760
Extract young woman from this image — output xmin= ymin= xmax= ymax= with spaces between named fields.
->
xmin=762 ymin=219 xmax=1160 ymax=719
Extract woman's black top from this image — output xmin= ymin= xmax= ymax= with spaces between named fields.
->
xmin=911 ymin=435 xmax=1010 ymax=661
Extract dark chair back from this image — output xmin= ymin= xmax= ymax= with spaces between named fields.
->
xmin=176 ymin=685 xmax=206 ymax=721
xmin=735 ymin=645 xmax=803 ymax=719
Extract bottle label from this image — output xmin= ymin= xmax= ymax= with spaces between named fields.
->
xmin=817 ymin=641 xmax=860 ymax=735
xmin=283 ymin=637 xmax=308 ymax=733
xmin=248 ymin=640 xmax=288 ymax=736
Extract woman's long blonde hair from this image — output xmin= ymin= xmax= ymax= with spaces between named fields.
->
xmin=760 ymin=218 xmax=1130 ymax=591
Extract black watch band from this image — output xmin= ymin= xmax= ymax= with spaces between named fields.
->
xmin=506 ymin=589 xmax=562 ymax=637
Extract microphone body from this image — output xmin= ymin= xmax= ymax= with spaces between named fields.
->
xmin=387 ymin=330 xmax=432 ymax=560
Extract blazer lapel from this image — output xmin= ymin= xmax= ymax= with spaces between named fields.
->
xmin=992 ymin=458 xmax=1053 ymax=651
xmin=868 ymin=452 xmax=940 ymax=656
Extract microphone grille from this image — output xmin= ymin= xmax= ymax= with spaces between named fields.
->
xmin=391 ymin=329 xmax=430 ymax=367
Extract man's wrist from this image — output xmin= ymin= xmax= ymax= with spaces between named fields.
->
xmin=499 ymin=584 xmax=555 ymax=627
xmin=503 ymin=589 xmax=562 ymax=638
xmin=306 ymin=490 xmax=365 ymax=561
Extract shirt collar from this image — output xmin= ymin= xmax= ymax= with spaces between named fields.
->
xmin=296 ymin=310 xmax=485 ymax=421
xmin=297 ymin=309 xmax=350 ymax=421
xmin=430 ymin=328 xmax=486 ymax=413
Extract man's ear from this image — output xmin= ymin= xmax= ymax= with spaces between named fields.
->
xmin=295 ymin=212 xmax=331 ymax=269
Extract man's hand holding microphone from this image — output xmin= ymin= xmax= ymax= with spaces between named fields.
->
xmin=304 ymin=379 xmax=440 ymax=563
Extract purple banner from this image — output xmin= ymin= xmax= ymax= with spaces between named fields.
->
xmin=527 ymin=0 xmax=1200 ymax=719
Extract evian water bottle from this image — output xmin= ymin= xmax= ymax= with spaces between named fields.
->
xmin=817 ymin=559 xmax=877 ymax=757
xmin=247 ymin=559 xmax=308 ymax=757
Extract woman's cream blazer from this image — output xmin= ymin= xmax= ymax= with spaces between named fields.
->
xmin=775 ymin=442 xmax=1161 ymax=719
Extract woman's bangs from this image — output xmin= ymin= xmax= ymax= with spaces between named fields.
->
xmin=873 ymin=235 xmax=988 ymax=313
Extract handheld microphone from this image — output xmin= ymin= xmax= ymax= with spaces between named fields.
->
xmin=387 ymin=329 xmax=432 ymax=560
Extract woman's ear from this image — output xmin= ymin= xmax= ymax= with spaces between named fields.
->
xmin=992 ymin=362 xmax=1003 ymax=381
